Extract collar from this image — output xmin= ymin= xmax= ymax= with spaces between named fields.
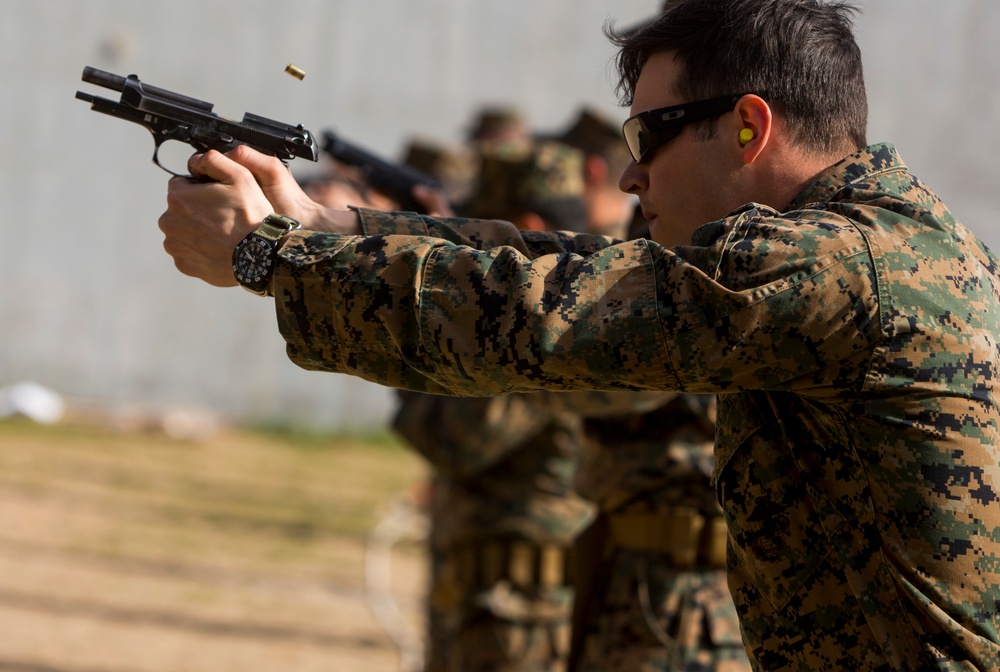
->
xmin=785 ymin=142 xmax=906 ymax=211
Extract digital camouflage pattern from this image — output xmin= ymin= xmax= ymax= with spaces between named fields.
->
xmin=389 ymin=139 xmax=595 ymax=672
xmin=401 ymin=138 xmax=477 ymax=206
xmin=578 ymin=550 xmax=745 ymax=672
xmin=393 ymin=391 xmax=594 ymax=672
xmin=461 ymin=140 xmax=586 ymax=226
xmin=273 ymin=143 xmax=1000 ymax=669
xmin=555 ymin=392 xmax=750 ymax=671
xmin=467 ymin=106 xmax=528 ymax=143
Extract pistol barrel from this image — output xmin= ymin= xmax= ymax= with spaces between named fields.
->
xmin=81 ymin=66 xmax=214 ymax=112
xmin=81 ymin=66 xmax=127 ymax=92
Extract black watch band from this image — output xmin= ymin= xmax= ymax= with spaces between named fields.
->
xmin=232 ymin=214 xmax=301 ymax=296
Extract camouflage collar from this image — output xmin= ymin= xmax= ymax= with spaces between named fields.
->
xmin=786 ymin=142 xmax=906 ymax=211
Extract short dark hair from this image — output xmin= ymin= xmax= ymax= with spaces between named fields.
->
xmin=607 ymin=0 xmax=868 ymax=153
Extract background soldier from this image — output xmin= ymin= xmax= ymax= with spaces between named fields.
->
xmin=392 ymin=140 xmax=595 ymax=672
xmin=157 ymin=0 xmax=1000 ymax=667
xmin=551 ymin=108 xmax=637 ymax=240
xmin=560 ymin=392 xmax=749 ymax=671
xmin=401 ymin=137 xmax=478 ymax=210
xmin=466 ymin=106 xmax=530 ymax=146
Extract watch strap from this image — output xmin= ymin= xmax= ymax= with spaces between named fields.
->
xmin=256 ymin=214 xmax=302 ymax=240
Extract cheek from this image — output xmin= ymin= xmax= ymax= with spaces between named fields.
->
xmin=648 ymin=161 xmax=690 ymax=217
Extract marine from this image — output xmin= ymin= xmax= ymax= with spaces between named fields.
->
xmin=393 ymin=139 xmax=596 ymax=672
xmin=157 ymin=1 xmax=1000 ymax=668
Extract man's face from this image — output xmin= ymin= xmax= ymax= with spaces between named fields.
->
xmin=619 ymin=51 xmax=743 ymax=247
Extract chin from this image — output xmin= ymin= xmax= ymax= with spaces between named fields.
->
xmin=647 ymin=219 xmax=666 ymax=245
xmin=650 ymin=221 xmax=682 ymax=248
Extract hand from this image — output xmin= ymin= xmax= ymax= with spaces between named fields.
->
xmin=412 ymin=184 xmax=454 ymax=218
xmin=221 ymin=146 xmax=322 ymax=223
xmin=158 ymin=149 xmax=273 ymax=286
xmin=224 ymin=146 xmax=363 ymax=235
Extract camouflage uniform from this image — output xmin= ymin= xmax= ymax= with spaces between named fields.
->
xmin=460 ymin=138 xmax=588 ymax=232
xmin=554 ymin=108 xmax=746 ymax=672
xmin=392 ymin=140 xmax=596 ymax=672
xmin=467 ymin=106 xmax=530 ymax=144
xmin=272 ymin=143 xmax=1000 ymax=669
xmin=551 ymin=108 xmax=637 ymax=240
xmin=401 ymin=138 xmax=478 ymax=207
xmin=404 ymin=138 xmax=747 ymax=670
xmin=559 ymin=392 xmax=749 ymax=672
xmin=394 ymin=392 xmax=594 ymax=672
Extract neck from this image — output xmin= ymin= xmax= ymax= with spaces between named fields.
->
xmin=755 ymin=143 xmax=848 ymax=214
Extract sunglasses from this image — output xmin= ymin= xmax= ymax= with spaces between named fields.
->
xmin=622 ymin=93 xmax=751 ymax=163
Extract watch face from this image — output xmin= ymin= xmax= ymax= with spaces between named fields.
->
xmin=234 ymin=237 xmax=273 ymax=283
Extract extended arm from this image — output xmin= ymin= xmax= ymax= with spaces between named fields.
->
xmin=159 ymin=148 xmax=878 ymax=400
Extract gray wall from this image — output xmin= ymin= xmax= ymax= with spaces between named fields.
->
xmin=1 ymin=0 xmax=998 ymax=430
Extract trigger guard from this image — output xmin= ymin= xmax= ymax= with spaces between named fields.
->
xmin=152 ymin=141 xmax=195 ymax=178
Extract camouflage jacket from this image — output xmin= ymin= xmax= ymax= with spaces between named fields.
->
xmin=392 ymin=390 xmax=595 ymax=546
xmin=273 ymin=144 xmax=1000 ymax=670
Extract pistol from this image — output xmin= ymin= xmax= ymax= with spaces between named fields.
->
xmin=75 ymin=66 xmax=319 ymax=176
xmin=321 ymin=130 xmax=443 ymax=213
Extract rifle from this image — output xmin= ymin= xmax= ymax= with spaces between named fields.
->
xmin=321 ymin=130 xmax=442 ymax=213
xmin=75 ymin=66 xmax=319 ymax=176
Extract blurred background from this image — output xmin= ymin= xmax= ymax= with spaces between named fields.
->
xmin=1 ymin=0 xmax=998 ymax=431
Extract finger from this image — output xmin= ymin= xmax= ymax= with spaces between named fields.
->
xmin=185 ymin=152 xmax=206 ymax=178
xmin=226 ymin=145 xmax=290 ymax=189
xmin=187 ymin=149 xmax=249 ymax=185
xmin=224 ymin=145 xmax=316 ymax=222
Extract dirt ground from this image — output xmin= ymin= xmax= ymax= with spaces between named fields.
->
xmin=0 ymin=418 xmax=430 ymax=672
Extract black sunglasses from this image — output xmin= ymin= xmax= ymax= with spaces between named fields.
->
xmin=622 ymin=93 xmax=752 ymax=163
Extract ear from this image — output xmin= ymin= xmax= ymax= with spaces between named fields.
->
xmin=733 ymin=94 xmax=772 ymax=164
xmin=513 ymin=212 xmax=548 ymax=231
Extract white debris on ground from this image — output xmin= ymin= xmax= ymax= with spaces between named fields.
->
xmin=0 ymin=380 xmax=225 ymax=441
xmin=0 ymin=381 xmax=65 ymax=424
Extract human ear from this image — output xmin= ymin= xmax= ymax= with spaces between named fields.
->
xmin=735 ymin=94 xmax=772 ymax=162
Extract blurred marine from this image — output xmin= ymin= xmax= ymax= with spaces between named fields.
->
xmin=393 ymin=139 xmax=594 ymax=672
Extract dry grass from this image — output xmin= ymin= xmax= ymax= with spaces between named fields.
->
xmin=0 ymin=418 xmax=429 ymax=672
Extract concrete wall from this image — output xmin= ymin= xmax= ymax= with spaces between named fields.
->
xmin=1 ymin=0 xmax=997 ymax=430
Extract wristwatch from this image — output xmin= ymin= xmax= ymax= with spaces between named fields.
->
xmin=232 ymin=214 xmax=301 ymax=296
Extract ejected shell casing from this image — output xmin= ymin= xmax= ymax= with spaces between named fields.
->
xmin=285 ymin=63 xmax=306 ymax=80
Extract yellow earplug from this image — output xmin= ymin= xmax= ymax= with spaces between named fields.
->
xmin=739 ymin=128 xmax=755 ymax=145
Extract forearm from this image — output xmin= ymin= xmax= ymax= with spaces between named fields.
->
xmin=270 ymin=226 xmax=878 ymax=398
xmin=356 ymin=207 xmax=620 ymax=259
xmin=272 ymin=229 xmax=674 ymax=396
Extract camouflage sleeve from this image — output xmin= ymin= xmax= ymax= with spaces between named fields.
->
xmin=273 ymin=205 xmax=880 ymax=399
xmin=357 ymin=207 xmax=619 ymax=259
xmin=273 ymin=226 xmax=668 ymax=395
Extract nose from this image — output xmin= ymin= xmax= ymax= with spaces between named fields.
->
xmin=619 ymin=161 xmax=647 ymax=195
